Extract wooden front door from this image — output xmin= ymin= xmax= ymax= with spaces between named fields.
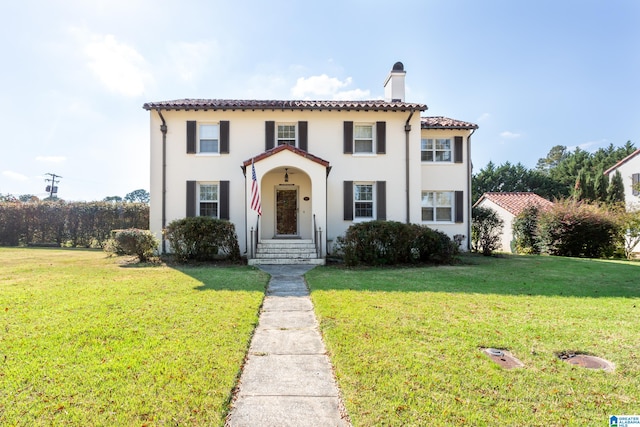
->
xmin=276 ymin=188 xmax=298 ymax=236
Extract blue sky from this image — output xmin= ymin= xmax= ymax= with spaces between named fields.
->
xmin=1 ymin=0 xmax=639 ymax=201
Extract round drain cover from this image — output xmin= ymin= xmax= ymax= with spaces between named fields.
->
xmin=561 ymin=354 xmax=614 ymax=371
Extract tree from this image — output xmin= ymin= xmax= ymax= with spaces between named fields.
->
xmin=103 ymin=196 xmax=123 ymax=203
xmin=618 ymin=210 xmax=640 ymax=260
xmin=124 ymin=189 xmax=150 ymax=204
xmin=536 ymin=145 xmax=569 ymax=173
xmin=471 ymin=206 xmax=504 ymax=256
xmin=19 ymin=194 xmax=39 ymax=202
xmin=594 ymin=170 xmax=609 ymax=202
xmin=607 ymin=171 xmax=625 ymax=205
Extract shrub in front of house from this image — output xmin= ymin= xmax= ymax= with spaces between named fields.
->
xmin=104 ymin=228 xmax=159 ymax=262
xmin=471 ymin=206 xmax=504 ymax=256
xmin=335 ymin=220 xmax=458 ymax=266
xmin=537 ymin=200 xmax=619 ymax=258
xmin=164 ymin=217 xmax=241 ymax=262
xmin=512 ymin=205 xmax=543 ymax=254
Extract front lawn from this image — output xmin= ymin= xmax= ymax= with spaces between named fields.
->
xmin=0 ymin=248 xmax=268 ymax=426
xmin=307 ymin=254 xmax=640 ymax=426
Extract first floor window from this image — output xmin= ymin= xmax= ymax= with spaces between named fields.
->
xmin=421 ymin=138 xmax=451 ymax=162
xmin=354 ymin=124 xmax=374 ymax=153
xmin=354 ymin=183 xmax=374 ymax=218
xmin=199 ymin=124 xmax=219 ymax=153
xmin=277 ymin=124 xmax=296 ymax=146
xmin=422 ymin=191 xmax=453 ymax=222
xmin=633 ymin=173 xmax=639 ymax=196
xmin=199 ymin=183 xmax=219 ymax=217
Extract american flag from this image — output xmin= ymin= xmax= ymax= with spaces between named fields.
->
xmin=250 ymin=161 xmax=262 ymax=216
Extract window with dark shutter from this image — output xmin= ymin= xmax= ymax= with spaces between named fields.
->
xmin=454 ymin=136 xmax=463 ymax=163
xmin=633 ymin=173 xmax=640 ymax=196
xmin=343 ymin=122 xmax=353 ymax=154
xmin=219 ymin=181 xmax=230 ymax=219
xmin=298 ymin=121 xmax=308 ymax=151
xmin=455 ymin=190 xmax=464 ymax=223
xmin=377 ymin=181 xmax=386 ymax=220
xmin=220 ymin=121 xmax=229 ymax=154
xmin=376 ymin=122 xmax=386 ymax=154
xmin=265 ymin=121 xmax=275 ymax=150
xmin=186 ymin=121 xmax=196 ymax=154
xmin=186 ymin=181 xmax=196 ymax=217
xmin=343 ymin=181 xmax=353 ymax=220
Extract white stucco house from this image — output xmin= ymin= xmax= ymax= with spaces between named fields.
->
xmin=473 ymin=192 xmax=554 ymax=253
xmin=603 ymin=148 xmax=640 ymax=212
xmin=143 ymin=62 xmax=478 ymax=264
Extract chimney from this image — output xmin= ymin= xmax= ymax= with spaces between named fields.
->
xmin=384 ymin=61 xmax=406 ymax=102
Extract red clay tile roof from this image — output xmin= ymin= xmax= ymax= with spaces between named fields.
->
xmin=603 ymin=149 xmax=640 ymax=176
xmin=242 ymin=144 xmax=330 ymax=168
xmin=143 ymin=99 xmax=427 ymax=112
xmin=474 ymin=192 xmax=554 ymax=216
xmin=421 ymin=116 xmax=478 ymax=130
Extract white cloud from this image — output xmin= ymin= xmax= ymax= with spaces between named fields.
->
xmin=500 ymin=131 xmax=521 ymax=139
xmin=36 ymin=156 xmax=66 ymax=163
xmin=168 ymin=41 xmax=219 ymax=82
xmin=477 ymin=112 xmax=491 ymax=122
xmin=291 ymin=75 xmax=370 ymax=100
xmin=70 ymin=28 xmax=153 ymax=97
xmin=3 ymin=171 xmax=29 ymax=181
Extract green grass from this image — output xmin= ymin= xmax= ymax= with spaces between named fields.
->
xmin=0 ymin=248 xmax=268 ymax=426
xmin=307 ymin=254 xmax=640 ymax=426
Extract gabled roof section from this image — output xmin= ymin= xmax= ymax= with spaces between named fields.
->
xmin=603 ymin=149 xmax=640 ymax=176
xmin=474 ymin=192 xmax=554 ymax=216
xmin=421 ymin=116 xmax=478 ymax=130
xmin=242 ymin=144 xmax=330 ymax=168
xmin=143 ymin=99 xmax=427 ymax=112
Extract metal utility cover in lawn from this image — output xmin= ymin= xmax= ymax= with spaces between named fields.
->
xmin=558 ymin=353 xmax=615 ymax=372
xmin=481 ymin=348 xmax=524 ymax=369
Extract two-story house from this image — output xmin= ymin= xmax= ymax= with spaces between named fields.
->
xmin=143 ymin=62 xmax=478 ymax=264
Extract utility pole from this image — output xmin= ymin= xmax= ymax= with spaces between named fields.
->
xmin=45 ymin=173 xmax=62 ymax=199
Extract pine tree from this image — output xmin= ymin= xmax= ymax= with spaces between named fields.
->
xmin=607 ymin=171 xmax=625 ymax=205
xmin=594 ymin=170 xmax=608 ymax=202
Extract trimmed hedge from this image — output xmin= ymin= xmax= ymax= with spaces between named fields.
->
xmin=334 ymin=220 xmax=458 ymax=267
xmin=164 ymin=217 xmax=241 ymax=262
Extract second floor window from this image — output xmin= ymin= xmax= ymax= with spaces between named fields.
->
xmin=199 ymin=183 xmax=219 ymax=217
xmin=277 ymin=124 xmax=296 ymax=146
xmin=422 ymin=138 xmax=451 ymax=162
xmin=199 ymin=124 xmax=219 ymax=153
xmin=354 ymin=124 xmax=374 ymax=153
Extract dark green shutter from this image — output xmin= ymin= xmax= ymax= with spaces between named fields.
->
xmin=343 ymin=181 xmax=353 ymax=220
xmin=187 ymin=121 xmax=196 ymax=153
xmin=377 ymin=181 xmax=386 ymax=220
xmin=220 ymin=121 xmax=229 ymax=154
xmin=455 ymin=190 xmax=464 ymax=223
xmin=376 ymin=121 xmax=386 ymax=154
xmin=186 ymin=181 xmax=196 ymax=217
xmin=220 ymin=181 xmax=230 ymax=219
xmin=454 ymin=136 xmax=463 ymax=163
xmin=298 ymin=121 xmax=308 ymax=151
xmin=343 ymin=121 xmax=353 ymax=154
xmin=265 ymin=121 xmax=275 ymax=150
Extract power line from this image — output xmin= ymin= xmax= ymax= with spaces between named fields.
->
xmin=45 ymin=173 xmax=62 ymax=198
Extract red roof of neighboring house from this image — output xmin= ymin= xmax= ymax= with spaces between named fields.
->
xmin=474 ymin=192 xmax=554 ymax=216
xmin=143 ymin=98 xmax=427 ymax=112
xmin=421 ymin=116 xmax=478 ymax=130
xmin=603 ymin=149 xmax=640 ymax=176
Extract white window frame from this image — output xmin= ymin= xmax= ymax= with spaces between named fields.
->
xmin=421 ymin=138 xmax=452 ymax=162
xmin=354 ymin=182 xmax=375 ymax=220
xmin=353 ymin=123 xmax=375 ymax=154
xmin=198 ymin=183 xmax=219 ymax=218
xmin=421 ymin=191 xmax=454 ymax=222
xmin=198 ymin=123 xmax=220 ymax=154
xmin=277 ymin=123 xmax=297 ymax=146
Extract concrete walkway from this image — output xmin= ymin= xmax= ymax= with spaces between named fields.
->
xmin=226 ymin=265 xmax=350 ymax=427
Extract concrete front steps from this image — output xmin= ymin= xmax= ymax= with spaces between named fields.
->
xmin=248 ymin=239 xmax=325 ymax=266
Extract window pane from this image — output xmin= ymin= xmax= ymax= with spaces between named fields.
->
xmin=354 ymin=125 xmax=372 ymax=138
xmin=422 ymin=151 xmax=433 ymax=161
xmin=354 ymin=140 xmax=373 ymax=153
xmin=421 ymin=192 xmax=434 ymax=207
xmin=200 ymin=124 xmax=218 ymax=139
xmin=435 ymin=139 xmax=450 ymax=150
xmin=436 ymin=192 xmax=452 ymax=206
xmin=355 ymin=185 xmax=373 ymax=201
xmin=436 ymin=207 xmax=452 ymax=221
xmin=435 ymin=150 xmax=451 ymax=162
xmin=200 ymin=139 xmax=218 ymax=152
xmin=355 ymin=202 xmax=373 ymax=217
xmin=277 ymin=125 xmax=296 ymax=139
xmin=200 ymin=202 xmax=218 ymax=217
xmin=422 ymin=208 xmax=434 ymax=221
xmin=200 ymin=184 xmax=218 ymax=201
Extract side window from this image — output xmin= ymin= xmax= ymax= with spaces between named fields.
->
xmin=277 ymin=124 xmax=296 ymax=146
xmin=421 ymin=138 xmax=452 ymax=162
xmin=421 ymin=191 xmax=453 ymax=222
xmin=199 ymin=124 xmax=219 ymax=153
xmin=198 ymin=183 xmax=219 ymax=217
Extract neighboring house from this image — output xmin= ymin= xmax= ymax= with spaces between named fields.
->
xmin=603 ymin=148 xmax=640 ymax=212
xmin=143 ymin=62 xmax=478 ymax=264
xmin=473 ymin=192 xmax=554 ymax=253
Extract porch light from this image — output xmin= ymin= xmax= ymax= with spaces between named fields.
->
xmin=284 ymin=168 xmax=289 ymax=183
